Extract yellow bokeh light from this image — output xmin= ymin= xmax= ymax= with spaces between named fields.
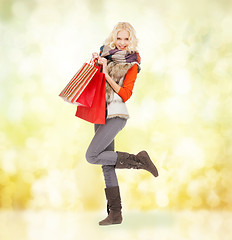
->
xmin=0 ymin=0 xmax=232 ymax=217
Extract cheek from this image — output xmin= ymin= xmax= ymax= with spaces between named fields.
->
xmin=124 ymin=40 xmax=129 ymax=46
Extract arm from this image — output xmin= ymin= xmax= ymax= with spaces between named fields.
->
xmin=105 ymin=73 xmax=121 ymax=93
xmin=92 ymin=53 xmax=120 ymax=91
xmin=118 ymin=64 xmax=138 ymax=102
xmin=98 ymin=57 xmax=121 ymax=94
xmin=98 ymin=57 xmax=138 ymax=102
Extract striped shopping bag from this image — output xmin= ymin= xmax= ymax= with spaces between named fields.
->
xmin=59 ymin=59 xmax=98 ymax=105
xmin=75 ymin=63 xmax=106 ymax=124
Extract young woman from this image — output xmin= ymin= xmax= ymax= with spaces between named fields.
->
xmin=86 ymin=22 xmax=159 ymax=226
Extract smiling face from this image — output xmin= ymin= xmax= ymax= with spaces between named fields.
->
xmin=115 ymin=30 xmax=130 ymax=51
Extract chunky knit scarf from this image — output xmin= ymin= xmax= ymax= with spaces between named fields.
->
xmin=99 ymin=45 xmax=141 ymax=72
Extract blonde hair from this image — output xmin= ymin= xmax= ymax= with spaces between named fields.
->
xmin=104 ymin=22 xmax=138 ymax=52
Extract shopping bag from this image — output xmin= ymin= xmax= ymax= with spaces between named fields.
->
xmin=75 ymin=64 xmax=106 ymax=124
xmin=59 ymin=59 xmax=98 ymax=106
xmin=75 ymin=70 xmax=98 ymax=107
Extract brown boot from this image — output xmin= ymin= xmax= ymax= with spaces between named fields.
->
xmin=99 ymin=186 xmax=123 ymax=226
xmin=115 ymin=151 xmax=159 ymax=177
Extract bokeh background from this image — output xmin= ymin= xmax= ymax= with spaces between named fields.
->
xmin=0 ymin=0 xmax=232 ymax=239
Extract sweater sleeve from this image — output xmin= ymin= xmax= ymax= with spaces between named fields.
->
xmin=118 ymin=64 xmax=138 ymax=102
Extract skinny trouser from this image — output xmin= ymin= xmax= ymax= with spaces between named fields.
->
xmin=86 ymin=117 xmax=127 ymax=187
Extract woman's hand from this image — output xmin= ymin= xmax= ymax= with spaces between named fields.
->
xmin=92 ymin=52 xmax=99 ymax=59
xmin=92 ymin=55 xmax=121 ymax=94
xmin=98 ymin=57 xmax=109 ymax=76
xmin=98 ymin=57 xmax=121 ymax=93
xmin=91 ymin=53 xmax=108 ymax=76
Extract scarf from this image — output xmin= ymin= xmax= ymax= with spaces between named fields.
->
xmin=99 ymin=45 xmax=141 ymax=72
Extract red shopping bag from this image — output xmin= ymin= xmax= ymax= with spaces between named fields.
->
xmin=76 ymin=70 xmax=98 ymax=107
xmin=75 ymin=64 xmax=106 ymax=124
xmin=59 ymin=59 xmax=98 ymax=106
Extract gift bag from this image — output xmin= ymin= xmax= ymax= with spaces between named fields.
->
xmin=76 ymin=69 xmax=98 ymax=107
xmin=75 ymin=64 xmax=106 ymax=124
xmin=59 ymin=59 xmax=98 ymax=106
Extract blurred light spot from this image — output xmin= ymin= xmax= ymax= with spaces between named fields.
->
xmin=2 ymin=149 xmax=17 ymax=174
xmin=26 ymin=137 xmax=39 ymax=151
xmin=201 ymin=97 xmax=219 ymax=122
xmin=207 ymin=191 xmax=220 ymax=208
xmin=163 ymin=96 xmax=191 ymax=122
xmin=221 ymin=16 xmax=232 ymax=42
xmin=0 ymin=132 xmax=6 ymax=149
xmin=174 ymin=137 xmax=205 ymax=168
xmin=177 ymin=168 xmax=191 ymax=182
xmin=1 ymin=195 xmax=12 ymax=208
xmin=151 ymin=56 xmax=167 ymax=73
xmin=205 ymin=169 xmax=219 ymax=187
xmin=214 ymin=59 xmax=229 ymax=75
xmin=171 ymin=68 xmax=191 ymax=94
xmin=7 ymin=97 xmax=24 ymax=122
xmin=29 ymin=96 xmax=47 ymax=113
xmin=169 ymin=43 xmax=189 ymax=67
xmin=24 ymin=80 xmax=37 ymax=94
xmin=22 ymin=172 xmax=35 ymax=183
xmin=187 ymin=180 xmax=201 ymax=196
xmin=138 ymin=181 xmax=149 ymax=192
xmin=156 ymin=190 xmax=169 ymax=207
xmin=19 ymin=57 xmax=35 ymax=77
xmin=191 ymin=196 xmax=203 ymax=207
xmin=130 ymin=97 xmax=157 ymax=127
xmin=12 ymin=1 xmax=29 ymax=19
xmin=151 ymin=131 xmax=166 ymax=144
xmin=139 ymin=97 xmax=157 ymax=122
xmin=0 ymin=173 xmax=9 ymax=185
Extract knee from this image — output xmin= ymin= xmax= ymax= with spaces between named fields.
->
xmin=85 ymin=148 xmax=97 ymax=164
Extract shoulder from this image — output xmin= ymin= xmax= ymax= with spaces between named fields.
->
xmin=125 ymin=64 xmax=138 ymax=78
xmin=128 ymin=64 xmax=140 ymax=74
xmin=136 ymin=52 xmax=141 ymax=64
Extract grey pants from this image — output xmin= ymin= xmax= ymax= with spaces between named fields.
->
xmin=86 ymin=117 xmax=127 ymax=187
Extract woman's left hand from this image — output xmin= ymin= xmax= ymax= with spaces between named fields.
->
xmin=98 ymin=57 xmax=121 ymax=93
xmin=98 ymin=57 xmax=109 ymax=76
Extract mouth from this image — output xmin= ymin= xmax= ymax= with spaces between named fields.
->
xmin=119 ymin=46 xmax=126 ymax=50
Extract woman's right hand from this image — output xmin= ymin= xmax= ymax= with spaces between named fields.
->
xmin=92 ymin=52 xmax=99 ymax=59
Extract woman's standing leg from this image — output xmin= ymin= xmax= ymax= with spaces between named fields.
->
xmin=95 ymin=124 xmax=120 ymax=224
xmin=87 ymin=118 xmax=127 ymax=226
xmin=94 ymin=123 xmax=119 ymax=188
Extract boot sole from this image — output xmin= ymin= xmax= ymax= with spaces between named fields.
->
xmin=99 ymin=220 xmax=122 ymax=226
xmin=137 ymin=151 xmax=159 ymax=177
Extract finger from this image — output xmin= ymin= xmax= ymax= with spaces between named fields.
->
xmin=100 ymin=58 xmax=106 ymax=64
xmin=92 ymin=52 xmax=99 ymax=59
xmin=98 ymin=57 xmax=104 ymax=63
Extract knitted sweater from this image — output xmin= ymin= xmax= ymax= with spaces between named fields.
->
xmin=118 ymin=64 xmax=138 ymax=102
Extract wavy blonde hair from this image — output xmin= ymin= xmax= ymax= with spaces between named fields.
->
xmin=104 ymin=22 xmax=138 ymax=52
